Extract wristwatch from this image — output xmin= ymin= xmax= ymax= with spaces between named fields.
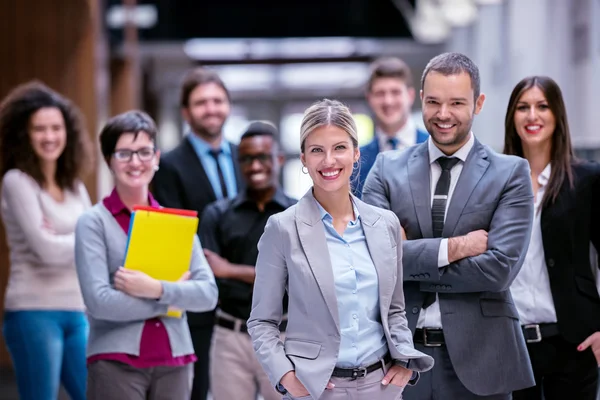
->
xmin=276 ymin=382 xmax=287 ymax=394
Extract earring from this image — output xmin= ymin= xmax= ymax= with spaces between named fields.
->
xmin=153 ymin=165 xmax=159 ymax=171
xmin=301 ymin=166 xmax=308 ymax=174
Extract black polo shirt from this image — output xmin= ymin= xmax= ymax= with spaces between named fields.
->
xmin=199 ymin=189 xmax=296 ymax=320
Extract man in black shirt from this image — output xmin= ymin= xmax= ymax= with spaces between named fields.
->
xmin=199 ymin=121 xmax=296 ymax=400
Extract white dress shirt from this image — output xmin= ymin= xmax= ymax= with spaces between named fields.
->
xmin=510 ymin=163 xmax=557 ymax=325
xmin=416 ymin=133 xmax=475 ymax=329
xmin=377 ymin=118 xmax=418 ymax=151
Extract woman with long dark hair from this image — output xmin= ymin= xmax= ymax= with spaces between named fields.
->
xmin=0 ymin=81 xmax=93 ymax=400
xmin=504 ymin=76 xmax=600 ymax=400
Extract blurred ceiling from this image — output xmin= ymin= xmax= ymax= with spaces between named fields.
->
xmin=104 ymin=0 xmax=416 ymax=44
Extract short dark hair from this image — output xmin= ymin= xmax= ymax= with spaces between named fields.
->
xmin=367 ymin=57 xmax=414 ymax=91
xmin=0 ymin=80 xmax=93 ymax=190
xmin=180 ymin=67 xmax=230 ymax=108
xmin=99 ymin=110 xmax=158 ymax=165
xmin=421 ymin=52 xmax=481 ymax=100
xmin=240 ymin=120 xmax=278 ymax=141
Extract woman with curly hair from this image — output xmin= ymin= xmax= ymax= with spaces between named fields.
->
xmin=0 ymin=81 xmax=94 ymax=400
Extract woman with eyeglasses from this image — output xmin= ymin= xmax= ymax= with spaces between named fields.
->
xmin=74 ymin=110 xmax=218 ymax=400
xmin=0 ymin=81 xmax=93 ymax=400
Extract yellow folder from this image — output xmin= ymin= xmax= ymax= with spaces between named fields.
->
xmin=123 ymin=206 xmax=199 ymax=317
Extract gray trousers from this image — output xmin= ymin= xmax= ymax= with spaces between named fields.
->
xmin=87 ymin=360 xmax=193 ymax=400
xmin=284 ymin=361 xmax=405 ymax=400
xmin=403 ymin=343 xmax=511 ymax=400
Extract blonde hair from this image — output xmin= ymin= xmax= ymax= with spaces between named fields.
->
xmin=299 ymin=99 xmax=359 ymax=152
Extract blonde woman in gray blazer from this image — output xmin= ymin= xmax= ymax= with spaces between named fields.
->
xmin=248 ymin=99 xmax=434 ymax=400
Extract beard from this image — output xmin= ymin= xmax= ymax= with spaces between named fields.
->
xmin=426 ymin=118 xmax=473 ymax=148
xmin=189 ymin=117 xmax=225 ymax=139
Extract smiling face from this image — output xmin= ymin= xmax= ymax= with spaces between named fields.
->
xmin=109 ymin=131 xmax=160 ymax=190
xmin=182 ymin=82 xmax=230 ymax=140
xmin=300 ymin=125 xmax=359 ymax=195
xmin=421 ymin=71 xmax=485 ymax=154
xmin=28 ymin=107 xmax=67 ymax=165
xmin=513 ymin=86 xmax=556 ymax=151
xmin=238 ymin=134 xmax=283 ymax=191
xmin=367 ymin=77 xmax=415 ymax=133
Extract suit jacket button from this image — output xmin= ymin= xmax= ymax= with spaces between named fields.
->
xmin=412 ymin=307 xmax=419 ymax=314
xmin=547 ymin=258 xmax=555 ymax=267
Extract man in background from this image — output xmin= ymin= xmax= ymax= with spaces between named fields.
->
xmin=352 ymin=56 xmax=428 ymax=197
xmin=152 ymin=67 xmax=243 ymax=399
xmin=199 ymin=121 xmax=295 ymax=400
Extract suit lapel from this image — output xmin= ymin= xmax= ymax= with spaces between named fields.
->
xmin=408 ymin=144 xmax=433 ymax=238
xmin=355 ymin=198 xmax=395 ymax=312
xmin=296 ymin=191 xmax=340 ymax=330
xmin=182 ymin=138 xmax=217 ymax=201
xmin=442 ymin=140 xmax=490 ymax=237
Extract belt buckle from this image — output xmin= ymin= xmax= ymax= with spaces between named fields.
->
xmin=423 ymin=328 xmax=442 ymax=347
xmin=351 ymin=367 xmax=368 ymax=380
xmin=524 ymin=324 xmax=542 ymax=343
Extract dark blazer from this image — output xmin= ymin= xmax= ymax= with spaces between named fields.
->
xmin=351 ymin=128 xmax=429 ymax=197
xmin=540 ymin=160 xmax=600 ymax=343
xmin=151 ymin=136 xmax=244 ymax=326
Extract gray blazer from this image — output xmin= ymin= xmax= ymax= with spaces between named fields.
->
xmin=362 ymin=139 xmax=536 ymax=396
xmin=247 ymin=189 xmax=434 ymax=399
xmin=74 ymin=203 xmax=218 ymax=359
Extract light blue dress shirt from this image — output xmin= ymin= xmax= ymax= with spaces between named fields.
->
xmin=187 ymin=134 xmax=238 ymax=199
xmin=316 ymin=200 xmax=388 ymax=368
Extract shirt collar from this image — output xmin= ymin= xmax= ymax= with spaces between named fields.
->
xmin=231 ymin=187 xmax=292 ymax=210
xmin=187 ymin=133 xmax=231 ymax=156
xmin=538 ymin=163 xmax=551 ymax=186
xmin=428 ymin=132 xmax=475 ymax=165
xmin=103 ymin=187 xmax=160 ymax=216
xmin=376 ymin=118 xmax=417 ymax=148
xmin=314 ymin=196 xmax=360 ymax=226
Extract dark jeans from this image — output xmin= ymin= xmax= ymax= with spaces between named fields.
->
xmin=3 ymin=310 xmax=88 ymax=400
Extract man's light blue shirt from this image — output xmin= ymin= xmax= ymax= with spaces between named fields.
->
xmin=315 ymin=199 xmax=388 ymax=368
xmin=187 ymin=133 xmax=237 ymax=199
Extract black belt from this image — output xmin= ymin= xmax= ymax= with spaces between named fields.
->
xmin=331 ymin=353 xmax=391 ymax=379
xmin=414 ymin=328 xmax=445 ymax=347
xmin=521 ymin=323 xmax=560 ymax=343
xmin=215 ymin=316 xmax=287 ymax=333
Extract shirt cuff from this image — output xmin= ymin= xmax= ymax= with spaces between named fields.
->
xmin=437 ymin=238 xmax=449 ymax=267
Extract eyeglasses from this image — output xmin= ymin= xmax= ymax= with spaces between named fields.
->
xmin=238 ymin=154 xmax=273 ymax=166
xmin=113 ymin=147 xmax=156 ymax=162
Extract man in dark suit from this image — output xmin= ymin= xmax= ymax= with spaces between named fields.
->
xmin=152 ymin=67 xmax=243 ymax=400
xmin=351 ymin=56 xmax=429 ymax=197
xmin=363 ymin=52 xmax=535 ymax=399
